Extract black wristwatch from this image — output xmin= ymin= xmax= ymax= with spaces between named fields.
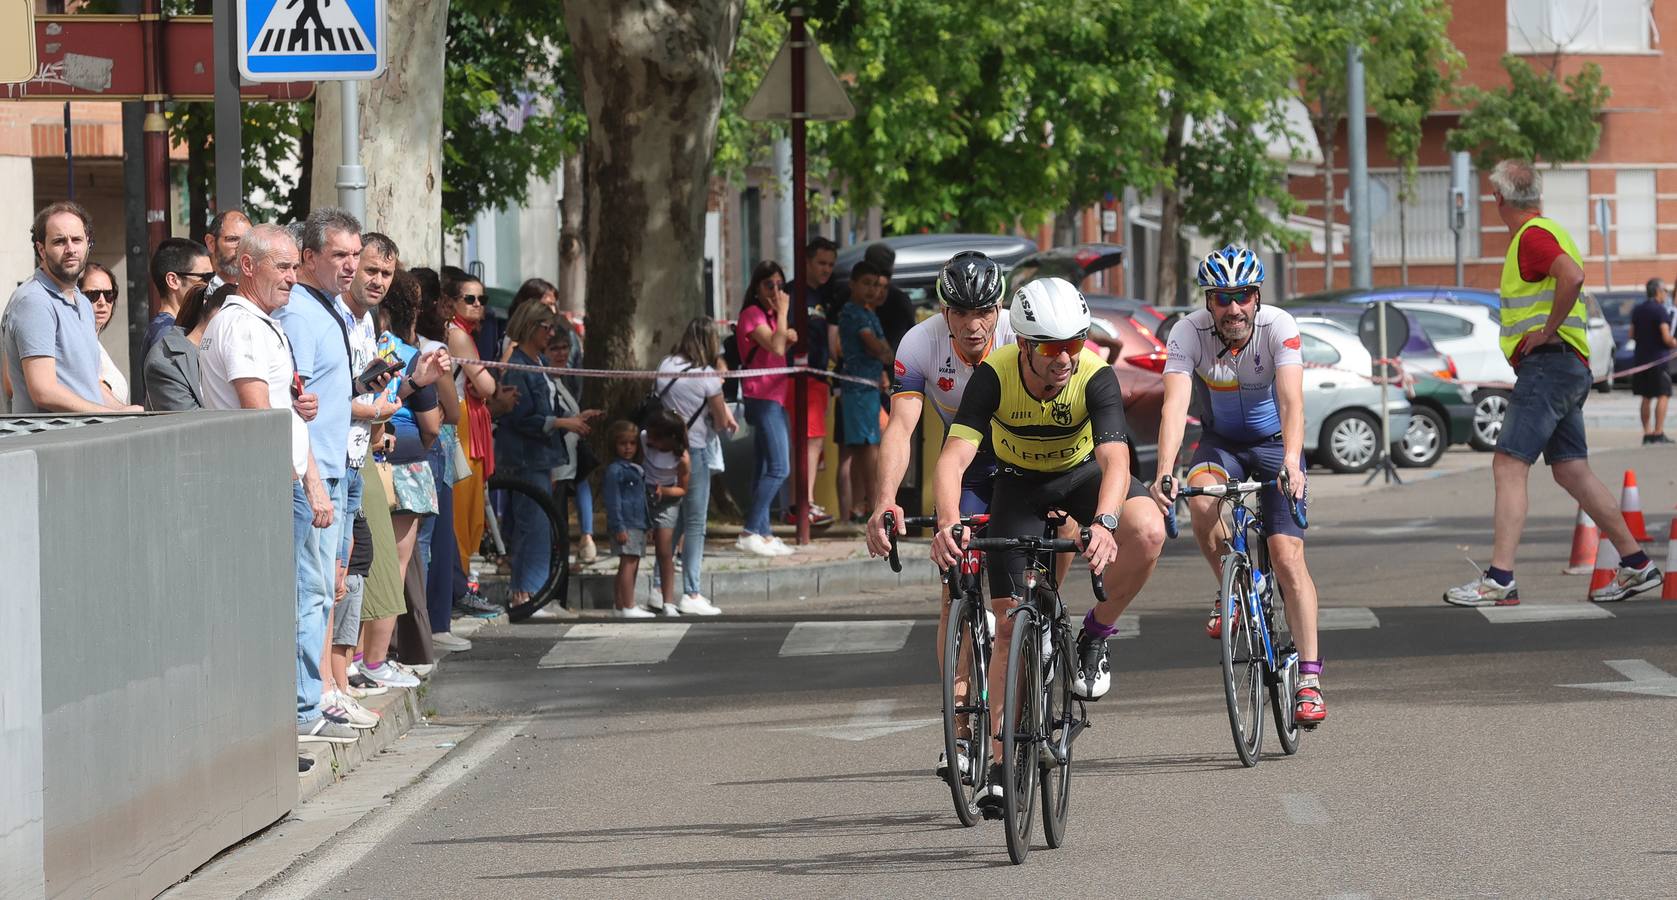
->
xmin=1094 ymin=513 xmax=1119 ymax=533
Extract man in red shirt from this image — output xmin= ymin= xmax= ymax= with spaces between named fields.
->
xmin=1445 ymin=159 xmax=1659 ymax=607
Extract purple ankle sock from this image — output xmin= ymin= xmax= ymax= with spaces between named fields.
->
xmin=1299 ymin=659 xmax=1323 ymax=677
xmin=1082 ymin=609 xmax=1119 ymax=639
xmin=1623 ymin=551 xmax=1650 ymax=570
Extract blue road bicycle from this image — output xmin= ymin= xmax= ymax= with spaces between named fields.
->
xmin=1163 ymin=474 xmax=1307 ymax=767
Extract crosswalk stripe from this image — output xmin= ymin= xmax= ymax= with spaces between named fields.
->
xmin=537 ymin=623 xmax=689 ymax=668
xmin=1477 ymin=602 xmax=1614 ymax=624
xmin=779 ymin=620 xmax=914 ymax=657
xmin=1317 ymin=607 xmax=1380 ymax=630
xmin=1115 ymin=612 xmax=1140 ymax=639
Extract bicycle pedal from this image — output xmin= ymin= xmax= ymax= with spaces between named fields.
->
xmin=980 ymin=804 xmax=1005 ymax=821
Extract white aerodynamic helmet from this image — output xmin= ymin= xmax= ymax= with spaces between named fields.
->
xmin=1009 ymin=277 xmax=1091 ymax=342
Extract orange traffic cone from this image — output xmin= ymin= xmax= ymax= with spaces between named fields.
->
xmin=1564 ymin=507 xmax=1599 ymax=575
xmin=1620 ymin=470 xmax=1651 ymax=542
xmin=1588 ymin=533 xmax=1622 ymax=597
xmin=1663 ymin=517 xmax=1677 ymax=601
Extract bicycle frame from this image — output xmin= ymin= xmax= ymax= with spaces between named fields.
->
xmin=1223 ymin=498 xmax=1285 ymax=680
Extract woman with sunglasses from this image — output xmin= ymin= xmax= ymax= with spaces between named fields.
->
xmin=442 ymin=268 xmax=516 ymax=586
xmin=80 ymin=262 xmax=129 ymax=406
xmin=143 ymin=282 xmax=235 ymax=411
xmin=1149 ymin=244 xmax=1326 ymax=729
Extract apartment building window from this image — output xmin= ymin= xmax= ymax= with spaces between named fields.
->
xmin=1369 ymin=170 xmax=1479 ymax=262
xmin=1509 ymin=0 xmax=1652 ymax=53
xmin=740 ymin=186 xmax=762 ymax=285
xmin=1615 ymin=169 xmax=1656 ymax=257
xmin=1542 ymin=169 xmax=1591 ymax=256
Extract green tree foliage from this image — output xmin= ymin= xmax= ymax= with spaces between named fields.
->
xmin=811 ymin=0 xmax=1166 ymax=234
xmin=166 ymin=101 xmax=311 ymax=226
xmin=1364 ymin=0 xmax=1462 ymax=200
xmin=1446 ymin=55 xmax=1611 ymax=169
xmin=441 ymin=0 xmax=588 ymax=230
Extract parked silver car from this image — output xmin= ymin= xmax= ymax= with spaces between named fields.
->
xmin=1295 ymin=319 xmax=1414 ymax=474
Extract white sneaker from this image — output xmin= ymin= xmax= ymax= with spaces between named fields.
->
xmin=764 ymin=536 xmax=796 ymax=557
xmin=431 ymin=631 xmax=473 ymax=652
xmin=736 ymin=532 xmax=780 ymax=558
xmin=360 ymin=660 xmax=420 ymax=688
xmin=324 ymin=691 xmax=379 ymax=729
xmin=676 ymin=595 xmax=723 ymax=616
xmin=614 ymin=606 xmax=656 ymax=619
xmin=655 ymin=603 xmax=682 ymax=617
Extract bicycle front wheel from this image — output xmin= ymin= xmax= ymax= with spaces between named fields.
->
xmin=1220 ymin=557 xmax=1264 ymax=767
xmin=1001 ymin=608 xmax=1042 ymax=865
xmin=487 ymin=475 xmax=569 ymax=622
xmin=942 ymin=593 xmax=988 ymax=827
xmin=1039 ymin=616 xmax=1074 ymax=849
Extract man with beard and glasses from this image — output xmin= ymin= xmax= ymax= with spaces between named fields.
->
xmin=1150 ymin=245 xmax=1325 ymax=728
xmin=3 ymin=201 xmax=140 ymax=413
xmin=204 ymin=209 xmax=251 ymax=293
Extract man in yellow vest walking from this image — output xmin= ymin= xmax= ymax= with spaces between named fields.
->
xmin=1444 ymin=159 xmax=1661 ymax=606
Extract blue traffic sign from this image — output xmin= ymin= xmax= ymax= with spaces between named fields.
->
xmin=238 ymin=0 xmax=385 ymax=81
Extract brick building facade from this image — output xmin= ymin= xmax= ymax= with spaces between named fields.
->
xmin=1289 ymin=0 xmax=1675 ymax=297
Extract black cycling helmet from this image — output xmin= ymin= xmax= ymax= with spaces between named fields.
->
xmin=936 ymin=250 xmax=1005 ymax=310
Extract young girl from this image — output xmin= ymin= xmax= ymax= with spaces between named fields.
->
xmin=641 ymin=410 xmax=694 ymax=615
xmin=602 ymin=421 xmax=654 ymax=618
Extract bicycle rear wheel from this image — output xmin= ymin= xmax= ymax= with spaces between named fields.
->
xmin=486 ymin=475 xmax=570 ymax=622
xmin=1220 ymin=557 xmax=1264 ymax=767
xmin=1001 ymin=608 xmax=1041 ymax=865
xmin=942 ymin=592 xmax=989 ymax=827
xmin=1039 ymin=615 xmax=1074 ymax=849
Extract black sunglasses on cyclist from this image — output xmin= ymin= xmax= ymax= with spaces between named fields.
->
xmin=1207 ymin=287 xmax=1259 ymax=307
xmin=458 ymin=293 xmax=485 ymax=306
xmin=84 ymin=289 xmax=118 ymax=303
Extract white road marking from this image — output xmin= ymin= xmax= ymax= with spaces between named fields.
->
xmin=537 ymin=623 xmax=690 ymax=668
xmin=770 ymin=698 xmax=939 ymax=742
xmin=1282 ymin=792 xmax=1332 ymax=826
xmin=1115 ymin=612 xmax=1140 ymax=639
xmin=1559 ymin=658 xmax=1677 ymax=699
xmin=1477 ymin=602 xmax=1614 ymax=624
xmin=1317 ymin=607 xmax=1380 ymax=630
xmin=779 ymin=620 xmax=914 ymax=657
xmin=250 ymin=720 xmax=525 ymax=900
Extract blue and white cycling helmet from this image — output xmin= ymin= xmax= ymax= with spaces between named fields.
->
xmin=1195 ymin=245 xmax=1266 ymax=290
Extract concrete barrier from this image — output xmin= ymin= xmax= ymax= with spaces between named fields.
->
xmin=0 ymin=412 xmax=296 ymax=899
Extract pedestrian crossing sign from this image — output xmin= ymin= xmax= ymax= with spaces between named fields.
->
xmin=238 ymin=0 xmax=385 ymax=81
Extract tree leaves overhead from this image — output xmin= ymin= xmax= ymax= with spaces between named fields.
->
xmin=1446 ymin=55 xmax=1611 ymax=170
xmin=441 ymin=0 xmax=588 ymax=230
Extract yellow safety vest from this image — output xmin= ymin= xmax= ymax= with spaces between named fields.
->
xmin=1499 ymin=216 xmax=1589 ymax=361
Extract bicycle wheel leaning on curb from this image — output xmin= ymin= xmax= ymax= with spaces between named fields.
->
xmin=486 ymin=474 xmax=570 ymax=622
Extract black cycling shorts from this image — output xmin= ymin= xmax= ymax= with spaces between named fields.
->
xmin=983 ymin=460 xmax=1148 ymax=600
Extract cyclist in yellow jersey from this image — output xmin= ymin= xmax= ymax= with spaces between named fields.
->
xmin=931 ymin=277 xmax=1166 ymax=812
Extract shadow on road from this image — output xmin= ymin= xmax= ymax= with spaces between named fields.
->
xmin=418 ymin=811 xmax=1012 ymax=879
xmin=711 ymin=767 xmax=927 ymax=788
xmin=1072 ymin=752 xmax=1253 ymax=777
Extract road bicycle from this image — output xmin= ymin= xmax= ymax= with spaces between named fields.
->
xmin=1162 ymin=473 xmax=1307 ymax=767
xmin=885 ymin=511 xmax=992 ymax=827
xmin=479 ymin=475 xmax=572 ymax=622
xmin=887 ymin=513 xmax=1104 ymax=864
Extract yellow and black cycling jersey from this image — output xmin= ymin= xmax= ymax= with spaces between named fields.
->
xmin=947 ymin=343 xmax=1129 ymax=473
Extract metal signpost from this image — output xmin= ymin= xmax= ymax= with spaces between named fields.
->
xmin=743 ymin=8 xmax=854 ymax=544
xmin=239 ymin=0 xmax=387 ymax=222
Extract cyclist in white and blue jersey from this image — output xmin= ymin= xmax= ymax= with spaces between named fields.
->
xmin=1150 ymin=245 xmax=1326 ymax=727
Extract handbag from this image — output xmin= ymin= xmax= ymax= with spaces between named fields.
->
xmin=371 ymin=458 xmax=399 ymax=511
xmin=450 ymin=431 xmax=473 ymax=484
xmin=574 ymin=439 xmax=599 ymax=481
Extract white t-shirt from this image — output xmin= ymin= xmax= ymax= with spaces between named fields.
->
xmin=891 ymin=313 xmax=1015 ymax=428
xmin=200 ymin=295 xmax=310 ymax=477
xmin=343 ymin=304 xmax=380 ymax=468
xmin=654 ymin=355 xmax=724 ymax=451
xmin=641 ymin=429 xmax=683 ymax=487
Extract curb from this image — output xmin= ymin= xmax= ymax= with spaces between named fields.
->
xmin=297 ymin=685 xmax=423 ymax=804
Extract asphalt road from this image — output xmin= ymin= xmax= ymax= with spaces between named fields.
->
xmin=251 ymin=435 xmax=1677 ymax=898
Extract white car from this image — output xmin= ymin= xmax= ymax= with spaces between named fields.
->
xmin=1294 ymin=319 xmax=1414 ymax=474
xmin=1394 ymin=299 xmax=1614 ymax=452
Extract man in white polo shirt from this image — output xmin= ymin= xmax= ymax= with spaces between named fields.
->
xmin=200 ymin=222 xmax=357 ymax=745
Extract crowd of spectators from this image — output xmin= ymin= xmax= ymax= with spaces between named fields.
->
xmin=0 ymin=197 xmax=905 ymax=764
